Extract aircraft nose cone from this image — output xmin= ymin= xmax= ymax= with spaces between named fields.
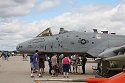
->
xmin=16 ymin=45 xmax=19 ymax=51
xmin=16 ymin=43 xmax=22 ymax=51
xmin=16 ymin=40 xmax=32 ymax=53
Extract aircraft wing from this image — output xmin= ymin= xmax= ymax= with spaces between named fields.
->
xmin=87 ymin=44 xmax=125 ymax=58
xmin=98 ymin=45 xmax=125 ymax=58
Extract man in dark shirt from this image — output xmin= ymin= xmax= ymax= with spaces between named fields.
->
xmin=48 ymin=57 xmax=52 ymax=75
xmin=81 ymin=56 xmax=87 ymax=74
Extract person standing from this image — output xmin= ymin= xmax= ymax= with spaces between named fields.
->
xmin=22 ymin=53 xmax=25 ymax=61
xmin=58 ymin=54 xmax=64 ymax=74
xmin=48 ymin=56 xmax=52 ymax=75
xmin=62 ymin=55 xmax=70 ymax=78
xmin=81 ymin=56 xmax=87 ymax=74
xmin=31 ymin=50 xmax=39 ymax=77
xmin=72 ymin=54 xmax=79 ymax=73
xmin=51 ymin=53 xmax=58 ymax=76
xmin=30 ymin=54 xmax=34 ymax=77
xmin=38 ymin=52 xmax=45 ymax=77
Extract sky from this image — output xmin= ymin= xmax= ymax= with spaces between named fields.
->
xmin=0 ymin=0 xmax=125 ymax=51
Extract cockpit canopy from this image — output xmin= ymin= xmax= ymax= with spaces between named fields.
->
xmin=36 ymin=28 xmax=69 ymax=37
xmin=36 ymin=28 xmax=52 ymax=37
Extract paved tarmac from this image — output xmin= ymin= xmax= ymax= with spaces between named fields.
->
xmin=0 ymin=56 xmax=97 ymax=83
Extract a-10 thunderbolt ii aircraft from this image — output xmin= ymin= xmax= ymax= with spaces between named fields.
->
xmin=16 ymin=28 xmax=125 ymax=58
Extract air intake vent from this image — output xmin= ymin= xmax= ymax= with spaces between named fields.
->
xmin=93 ymin=29 xmax=98 ymax=33
xmin=101 ymin=31 xmax=108 ymax=34
xmin=111 ymin=33 xmax=116 ymax=35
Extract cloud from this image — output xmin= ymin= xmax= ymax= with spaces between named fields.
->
xmin=0 ymin=20 xmax=41 ymax=50
xmin=36 ymin=0 xmax=74 ymax=12
xmin=0 ymin=0 xmax=74 ymax=17
xmin=36 ymin=0 xmax=61 ymax=11
xmin=0 ymin=0 xmax=36 ymax=17
xmin=120 ymin=0 xmax=125 ymax=3
xmin=111 ymin=4 xmax=125 ymax=21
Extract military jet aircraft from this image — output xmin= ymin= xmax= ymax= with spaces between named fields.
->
xmin=16 ymin=28 xmax=125 ymax=58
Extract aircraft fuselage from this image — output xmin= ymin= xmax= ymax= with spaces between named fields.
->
xmin=16 ymin=31 xmax=125 ymax=57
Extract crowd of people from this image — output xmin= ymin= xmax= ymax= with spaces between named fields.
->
xmin=0 ymin=52 xmax=11 ymax=61
xmin=29 ymin=50 xmax=87 ymax=78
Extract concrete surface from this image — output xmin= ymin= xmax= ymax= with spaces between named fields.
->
xmin=0 ymin=56 xmax=96 ymax=83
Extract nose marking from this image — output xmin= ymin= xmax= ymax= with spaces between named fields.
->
xmin=16 ymin=44 xmax=23 ymax=50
